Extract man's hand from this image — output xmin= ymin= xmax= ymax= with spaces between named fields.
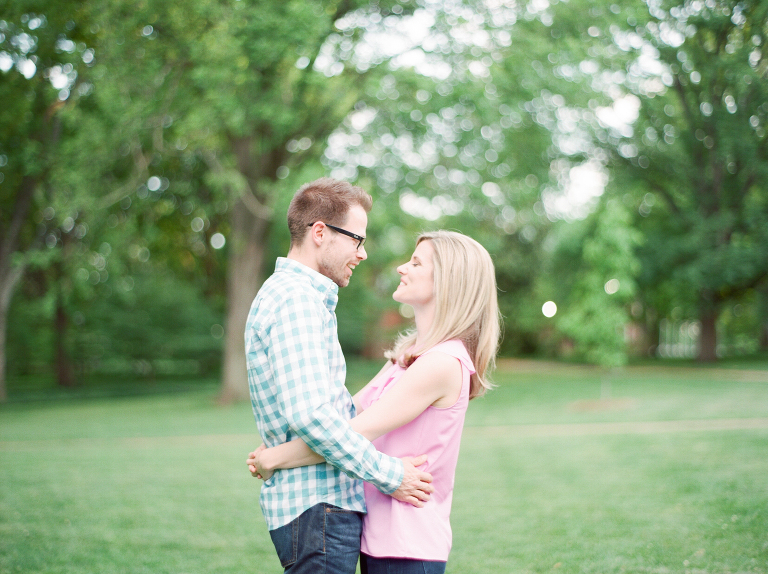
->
xmin=391 ymin=455 xmax=433 ymax=508
xmin=246 ymin=444 xmax=274 ymax=481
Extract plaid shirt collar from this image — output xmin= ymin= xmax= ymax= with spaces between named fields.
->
xmin=275 ymin=257 xmax=339 ymax=311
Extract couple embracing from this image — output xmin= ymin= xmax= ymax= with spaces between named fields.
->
xmin=245 ymin=178 xmax=500 ymax=574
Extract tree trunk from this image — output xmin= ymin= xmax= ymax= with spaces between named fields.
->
xmin=54 ymin=246 xmax=75 ymax=387
xmin=0 ymin=173 xmax=38 ymax=403
xmin=55 ymin=295 xmax=74 ymax=387
xmin=759 ymin=285 xmax=768 ymax=352
xmin=698 ymin=294 xmax=718 ymax=362
xmin=218 ymin=196 xmax=271 ymax=404
xmin=0 ymin=265 xmax=24 ymax=402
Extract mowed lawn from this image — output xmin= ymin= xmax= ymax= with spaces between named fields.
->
xmin=1 ymin=359 xmax=767 ymax=574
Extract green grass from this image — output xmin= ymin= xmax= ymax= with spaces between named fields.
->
xmin=2 ymin=360 xmax=768 ymax=573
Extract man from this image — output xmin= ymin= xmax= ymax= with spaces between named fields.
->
xmin=245 ymin=178 xmax=433 ymax=574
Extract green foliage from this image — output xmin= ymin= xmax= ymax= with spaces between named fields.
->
xmin=4 ymin=0 xmax=420 ymax=390
xmin=5 ymin=284 xmax=54 ymax=374
xmin=0 ymin=0 xmax=97 ymax=252
xmin=602 ymin=0 xmax=768 ymax=357
xmin=550 ymin=199 xmax=641 ymax=367
xmin=8 ymin=269 xmax=223 ymax=378
xmin=316 ymin=4 xmax=582 ymax=357
xmin=5 ymin=0 xmax=768 ymax=392
xmin=80 ymin=271 xmax=224 ymax=376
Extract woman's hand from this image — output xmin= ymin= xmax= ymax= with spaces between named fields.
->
xmin=246 ymin=444 xmax=274 ymax=481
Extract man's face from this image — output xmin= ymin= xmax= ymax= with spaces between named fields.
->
xmin=318 ymin=204 xmax=368 ymax=288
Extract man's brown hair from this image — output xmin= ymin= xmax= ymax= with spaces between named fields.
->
xmin=287 ymin=178 xmax=372 ymax=247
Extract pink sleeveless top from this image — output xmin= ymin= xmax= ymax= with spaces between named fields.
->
xmin=357 ymin=340 xmax=475 ymax=561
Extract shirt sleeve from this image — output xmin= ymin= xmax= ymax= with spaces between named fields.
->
xmin=265 ymin=292 xmax=404 ymax=494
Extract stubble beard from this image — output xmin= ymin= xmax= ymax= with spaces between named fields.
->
xmin=319 ymin=254 xmax=350 ymax=288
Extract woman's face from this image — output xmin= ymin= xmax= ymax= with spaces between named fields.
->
xmin=393 ymin=240 xmax=435 ymax=308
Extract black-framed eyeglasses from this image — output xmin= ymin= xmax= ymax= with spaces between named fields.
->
xmin=308 ymin=222 xmax=366 ymax=250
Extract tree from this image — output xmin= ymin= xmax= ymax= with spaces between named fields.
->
xmin=591 ymin=0 xmax=768 ymax=361
xmin=0 ymin=1 xmax=96 ymax=400
xmin=549 ymin=199 xmax=641 ymax=367
xmin=317 ymin=1 xmax=600 ymax=356
xmin=79 ymin=0 xmax=425 ymax=401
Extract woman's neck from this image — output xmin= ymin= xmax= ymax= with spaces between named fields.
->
xmin=412 ymin=302 xmax=435 ymax=350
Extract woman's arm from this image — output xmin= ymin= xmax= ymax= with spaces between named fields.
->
xmin=348 ymin=351 xmax=462 ymax=441
xmin=248 ymin=441 xmax=322 ymax=480
xmin=248 ymin=352 xmax=461 ymax=476
xmin=248 ymin=360 xmax=395 ymax=477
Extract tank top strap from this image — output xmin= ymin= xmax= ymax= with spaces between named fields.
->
xmin=421 ymin=339 xmax=475 ymax=374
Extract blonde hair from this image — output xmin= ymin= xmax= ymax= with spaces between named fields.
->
xmin=385 ymin=231 xmax=501 ymax=399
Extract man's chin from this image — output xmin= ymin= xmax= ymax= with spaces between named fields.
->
xmin=334 ymin=275 xmax=350 ymax=288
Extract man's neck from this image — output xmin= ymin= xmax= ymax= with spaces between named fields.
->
xmin=286 ymin=247 xmax=320 ymax=274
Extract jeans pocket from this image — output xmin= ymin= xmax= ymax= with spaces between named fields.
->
xmin=269 ymin=519 xmax=298 ymax=568
xmin=323 ymin=505 xmax=362 ymax=564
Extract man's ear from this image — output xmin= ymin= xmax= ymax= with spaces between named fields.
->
xmin=308 ymin=222 xmax=325 ymax=247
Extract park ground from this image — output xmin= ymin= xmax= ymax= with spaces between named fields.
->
xmin=1 ymin=358 xmax=767 ymax=574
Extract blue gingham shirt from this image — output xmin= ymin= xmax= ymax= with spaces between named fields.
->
xmin=245 ymin=257 xmax=404 ymax=530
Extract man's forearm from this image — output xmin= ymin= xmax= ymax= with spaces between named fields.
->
xmin=289 ymin=405 xmax=404 ymax=494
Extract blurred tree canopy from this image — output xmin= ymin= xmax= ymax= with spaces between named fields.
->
xmin=584 ymin=0 xmax=768 ymax=361
xmin=0 ymin=0 xmax=99 ymax=399
xmin=549 ymin=199 xmax=641 ymax=366
xmin=2 ymin=0 xmax=767 ymax=402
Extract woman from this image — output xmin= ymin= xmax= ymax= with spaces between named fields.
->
xmin=248 ymin=230 xmax=500 ymax=574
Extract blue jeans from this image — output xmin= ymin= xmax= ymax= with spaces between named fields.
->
xmin=269 ymin=503 xmax=363 ymax=574
xmin=360 ymin=554 xmax=446 ymax=574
